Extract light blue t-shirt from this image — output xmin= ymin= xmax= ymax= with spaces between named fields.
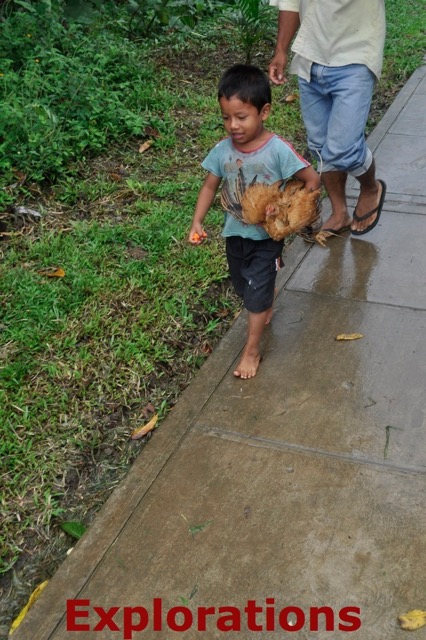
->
xmin=202 ymin=133 xmax=309 ymax=240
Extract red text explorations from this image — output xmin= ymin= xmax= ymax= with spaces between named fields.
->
xmin=67 ymin=597 xmax=361 ymax=638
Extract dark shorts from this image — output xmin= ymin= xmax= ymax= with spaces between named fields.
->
xmin=226 ymin=236 xmax=284 ymax=313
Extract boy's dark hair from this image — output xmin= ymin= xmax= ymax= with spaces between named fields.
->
xmin=218 ymin=64 xmax=272 ymax=112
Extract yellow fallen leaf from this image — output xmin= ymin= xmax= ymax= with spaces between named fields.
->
xmin=398 ymin=609 xmax=426 ymax=630
xmin=37 ymin=267 xmax=65 ymax=278
xmin=285 ymin=93 xmax=299 ymax=103
xmin=130 ymin=413 xmax=158 ymax=440
xmin=9 ymin=580 xmax=49 ymax=635
xmin=335 ymin=333 xmax=364 ymax=341
xmin=139 ymin=140 xmax=153 ymax=154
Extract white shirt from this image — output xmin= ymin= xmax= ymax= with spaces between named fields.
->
xmin=269 ymin=0 xmax=386 ymax=80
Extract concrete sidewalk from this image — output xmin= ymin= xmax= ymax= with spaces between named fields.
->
xmin=14 ymin=64 xmax=426 ymax=640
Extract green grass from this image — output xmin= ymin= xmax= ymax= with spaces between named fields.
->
xmin=0 ymin=0 xmax=425 ymax=632
xmin=1 ymin=199 xmax=230 ymax=527
xmin=383 ymin=0 xmax=426 ymax=82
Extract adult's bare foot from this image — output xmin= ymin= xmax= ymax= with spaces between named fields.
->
xmin=233 ymin=348 xmax=261 ymax=379
xmin=320 ymin=170 xmax=350 ymax=235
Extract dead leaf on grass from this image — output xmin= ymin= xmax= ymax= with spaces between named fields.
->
xmin=285 ymin=93 xmax=299 ymax=103
xmin=14 ymin=206 xmax=41 ymax=218
xmin=200 ymin=342 xmax=212 ymax=355
xmin=37 ymin=267 xmax=65 ymax=278
xmin=398 ymin=609 xmax=426 ymax=631
xmin=130 ymin=413 xmax=158 ymax=440
xmin=144 ymin=126 xmax=160 ymax=139
xmin=141 ymin=402 xmax=155 ymax=420
xmin=139 ymin=140 xmax=153 ymax=154
xmin=335 ymin=333 xmax=364 ymax=341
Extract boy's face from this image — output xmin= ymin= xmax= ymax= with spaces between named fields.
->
xmin=219 ymin=96 xmax=270 ymax=150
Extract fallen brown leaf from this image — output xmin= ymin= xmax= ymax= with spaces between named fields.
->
xmin=143 ymin=126 xmax=160 ymax=139
xmin=142 ymin=402 xmax=155 ymax=420
xmin=130 ymin=414 xmax=158 ymax=440
xmin=37 ymin=267 xmax=65 ymax=278
xmin=285 ymin=93 xmax=299 ymax=103
xmin=139 ymin=140 xmax=153 ymax=154
xmin=200 ymin=342 xmax=212 ymax=355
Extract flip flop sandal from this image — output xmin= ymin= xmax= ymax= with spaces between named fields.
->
xmin=351 ymin=180 xmax=387 ymax=236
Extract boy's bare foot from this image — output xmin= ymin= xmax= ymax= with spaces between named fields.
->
xmin=233 ymin=348 xmax=261 ymax=379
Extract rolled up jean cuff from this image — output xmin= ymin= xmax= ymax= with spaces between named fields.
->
xmin=322 ymin=148 xmax=373 ymax=177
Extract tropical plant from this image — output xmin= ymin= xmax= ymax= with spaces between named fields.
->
xmin=221 ymin=0 xmax=277 ymax=63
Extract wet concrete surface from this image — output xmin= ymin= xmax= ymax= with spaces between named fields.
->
xmin=40 ymin=434 xmax=426 ymax=639
xmin=12 ymin=65 xmax=426 ymax=640
xmin=289 ymin=213 xmax=426 ymax=307
xmin=201 ymin=288 xmax=426 ymax=470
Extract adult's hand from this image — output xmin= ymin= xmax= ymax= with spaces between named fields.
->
xmin=268 ymin=51 xmax=289 ymax=85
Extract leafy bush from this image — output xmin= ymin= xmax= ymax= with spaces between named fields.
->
xmin=0 ymin=3 xmax=174 ymax=207
xmin=122 ymin=0 xmax=227 ymax=38
xmin=0 ymin=0 xmax=279 ymax=209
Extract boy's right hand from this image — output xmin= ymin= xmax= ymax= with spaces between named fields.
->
xmin=188 ymin=227 xmax=208 ymax=245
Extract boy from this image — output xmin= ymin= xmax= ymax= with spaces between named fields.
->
xmin=188 ymin=64 xmax=320 ymax=379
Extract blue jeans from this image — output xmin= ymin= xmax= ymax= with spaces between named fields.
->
xmin=298 ymin=63 xmax=376 ymax=176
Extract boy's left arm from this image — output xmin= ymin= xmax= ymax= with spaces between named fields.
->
xmin=294 ymin=165 xmax=321 ymax=192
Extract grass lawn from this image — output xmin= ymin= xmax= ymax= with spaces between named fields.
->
xmin=0 ymin=0 xmax=425 ymax=632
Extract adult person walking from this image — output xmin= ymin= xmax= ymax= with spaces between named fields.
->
xmin=268 ymin=0 xmax=387 ymax=236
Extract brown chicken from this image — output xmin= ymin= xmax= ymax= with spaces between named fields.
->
xmin=241 ymin=178 xmax=327 ymax=245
